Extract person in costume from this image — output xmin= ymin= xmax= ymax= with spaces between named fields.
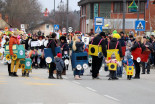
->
xmin=72 ymin=35 xmax=85 ymax=80
xmin=123 ymin=53 xmax=134 ymax=80
xmin=9 ymin=31 xmax=20 ymax=77
xmin=47 ymin=33 xmax=58 ymax=79
xmin=91 ymin=32 xmax=107 ymax=79
xmin=22 ymin=51 xmax=32 ymax=77
xmin=29 ymin=35 xmax=39 ymax=69
xmin=141 ymin=36 xmax=153 ymax=74
xmin=60 ymin=36 xmax=69 ymax=74
xmin=107 ymin=33 xmax=123 ymax=80
xmin=106 ymin=53 xmax=119 ymax=80
xmin=54 ymin=53 xmax=64 ymax=79
xmin=130 ymin=36 xmax=145 ymax=79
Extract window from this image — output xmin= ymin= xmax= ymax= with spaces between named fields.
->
xmin=90 ymin=3 xmax=94 ymax=19
xmin=113 ymin=2 xmax=123 ymax=13
xmin=46 ymin=24 xmax=49 ymax=29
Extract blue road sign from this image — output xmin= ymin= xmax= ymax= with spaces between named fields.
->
xmin=135 ymin=20 xmax=145 ymax=31
xmin=95 ymin=17 xmax=104 ymax=26
xmin=54 ymin=24 xmax=59 ymax=30
xmin=95 ymin=26 xmax=102 ymax=33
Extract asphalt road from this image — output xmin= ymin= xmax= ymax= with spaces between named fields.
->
xmin=0 ymin=61 xmax=155 ymax=104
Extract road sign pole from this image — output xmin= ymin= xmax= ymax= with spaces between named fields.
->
xmin=123 ymin=0 xmax=126 ymax=33
xmin=137 ymin=0 xmax=140 ymax=35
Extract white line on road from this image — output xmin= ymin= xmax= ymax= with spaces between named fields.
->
xmin=72 ymin=81 xmax=80 ymax=85
xmin=86 ymin=87 xmax=96 ymax=92
xmin=104 ymin=95 xmax=120 ymax=102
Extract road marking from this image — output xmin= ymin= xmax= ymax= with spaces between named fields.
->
xmin=0 ymin=83 xmax=7 ymax=84
xmin=72 ymin=81 xmax=80 ymax=85
xmin=0 ymin=81 xmax=6 ymax=82
xmin=26 ymin=82 xmax=56 ymax=86
xmin=104 ymin=95 xmax=120 ymax=101
xmin=86 ymin=87 xmax=96 ymax=92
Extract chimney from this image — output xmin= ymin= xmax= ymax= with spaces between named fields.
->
xmin=5 ymin=15 xmax=8 ymax=23
xmin=0 ymin=13 xmax=2 ymax=19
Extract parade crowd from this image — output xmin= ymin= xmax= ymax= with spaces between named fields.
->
xmin=0 ymin=29 xmax=155 ymax=80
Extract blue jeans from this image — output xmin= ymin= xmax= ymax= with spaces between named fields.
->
xmin=117 ymin=65 xmax=123 ymax=76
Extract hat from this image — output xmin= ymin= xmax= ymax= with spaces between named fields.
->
xmin=57 ymin=53 xmax=62 ymax=58
xmin=99 ymin=32 xmax=106 ymax=37
xmin=113 ymin=33 xmax=121 ymax=39
xmin=13 ymin=31 xmax=19 ymax=37
xmin=120 ymin=31 xmax=124 ymax=34
xmin=113 ymin=30 xmax=117 ymax=34
xmin=60 ymin=36 xmax=67 ymax=42
xmin=143 ymin=36 xmax=146 ymax=39
xmin=111 ymin=53 xmax=116 ymax=59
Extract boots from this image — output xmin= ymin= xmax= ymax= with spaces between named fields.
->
xmin=56 ymin=71 xmax=59 ymax=79
xmin=12 ymin=72 xmax=18 ymax=77
xmin=60 ymin=73 xmax=63 ymax=79
xmin=26 ymin=73 xmax=29 ymax=77
xmin=22 ymin=73 xmax=25 ymax=77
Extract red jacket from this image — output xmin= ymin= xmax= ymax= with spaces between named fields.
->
xmin=9 ymin=36 xmax=20 ymax=55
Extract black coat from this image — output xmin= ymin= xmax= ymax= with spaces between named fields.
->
xmin=21 ymin=39 xmax=29 ymax=50
xmin=131 ymin=41 xmax=146 ymax=52
xmin=92 ymin=35 xmax=107 ymax=57
xmin=109 ymin=38 xmax=123 ymax=58
xmin=47 ymin=39 xmax=57 ymax=57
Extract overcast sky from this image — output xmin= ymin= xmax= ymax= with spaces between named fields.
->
xmin=38 ymin=0 xmax=80 ymax=11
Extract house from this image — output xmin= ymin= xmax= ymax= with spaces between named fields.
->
xmin=78 ymin=0 xmax=154 ymax=34
xmin=0 ymin=13 xmax=10 ymax=30
xmin=28 ymin=20 xmax=54 ymax=36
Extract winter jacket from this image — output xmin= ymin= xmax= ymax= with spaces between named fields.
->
xmin=75 ymin=42 xmax=84 ymax=53
xmin=55 ymin=57 xmax=64 ymax=71
xmin=91 ymin=35 xmax=107 ymax=57
xmin=118 ymin=36 xmax=126 ymax=47
xmin=130 ymin=41 xmax=146 ymax=52
xmin=9 ymin=36 xmax=20 ymax=56
xmin=143 ymin=42 xmax=153 ymax=52
xmin=109 ymin=38 xmax=123 ymax=58
xmin=123 ymin=58 xmax=134 ymax=67
xmin=21 ymin=39 xmax=29 ymax=50
xmin=60 ymin=42 xmax=69 ymax=56
xmin=47 ymin=39 xmax=57 ymax=57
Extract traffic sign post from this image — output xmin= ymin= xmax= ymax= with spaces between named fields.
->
xmin=135 ymin=20 xmax=145 ymax=31
xmin=68 ymin=27 xmax=73 ymax=33
xmin=54 ymin=24 xmax=59 ymax=31
xmin=95 ymin=26 xmax=102 ymax=33
xmin=95 ymin=17 xmax=104 ymax=26
xmin=94 ymin=17 xmax=104 ymax=33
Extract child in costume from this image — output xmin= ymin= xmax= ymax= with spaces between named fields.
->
xmin=54 ymin=53 xmax=64 ymax=79
xmin=9 ymin=31 xmax=20 ymax=77
xmin=106 ymin=53 xmax=119 ymax=80
xmin=22 ymin=51 xmax=32 ymax=77
xmin=123 ymin=53 xmax=135 ymax=80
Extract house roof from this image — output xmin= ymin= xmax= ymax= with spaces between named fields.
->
xmin=0 ymin=18 xmax=10 ymax=30
xmin=28 ymin=20 xmax=56 ymax=31
xmin=78 ymin=0 xmax=147 ymax=6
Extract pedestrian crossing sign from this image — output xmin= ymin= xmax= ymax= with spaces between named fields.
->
xmin=54 ymin=25 xmax=59 ymax=30
xmin=95 ymin=26 xmax=102 ymax=33
xmin=135 ymin=20 xmax=145 ymax=31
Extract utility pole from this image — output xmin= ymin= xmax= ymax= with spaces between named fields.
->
xmin=66 ymin=0 xmax=69 ymax=33
xmin=123 ymin=0 xmax=126 ymax=33
xmin=137 ymin=0 xmax=140 ymax=35
xmin=54 ymin=0 xmax=55 ymax=32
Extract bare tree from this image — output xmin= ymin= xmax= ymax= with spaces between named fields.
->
xmin=3 ymin=0 xmax=42 ymax=28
